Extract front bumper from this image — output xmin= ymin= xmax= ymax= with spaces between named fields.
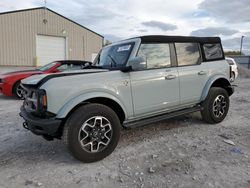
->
xmin=0 ymin=82 xmax=13 ymax=96
xmin=20 ymin=106 xmax=62 ymax=137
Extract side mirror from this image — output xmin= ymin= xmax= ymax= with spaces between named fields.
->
xmin=120 ymin=66 xmax=132 ymax=72
xmin=128 ymin=56 xmax=146 ymax=71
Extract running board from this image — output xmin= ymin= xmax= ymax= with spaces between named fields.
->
xmin=123 ymin=105 xmax=202 ymax=128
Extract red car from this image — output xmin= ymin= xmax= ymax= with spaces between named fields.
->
xmin=0 ymin=60 xmax=91 ymax=99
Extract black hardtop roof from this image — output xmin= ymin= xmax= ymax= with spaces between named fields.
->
xmin=134 ymin=35 xmax=221 ymax=44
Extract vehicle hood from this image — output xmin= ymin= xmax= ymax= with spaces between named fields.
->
xmin=0 ymin=69 xmax=42 ymax=78
xmin=21 ymin=69 xmax=109 ymax=86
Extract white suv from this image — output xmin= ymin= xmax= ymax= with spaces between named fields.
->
xmin=226 ymin=57 xmax=238 ymax=82
xmin=20 ymin=35 xmax=234 ymax=163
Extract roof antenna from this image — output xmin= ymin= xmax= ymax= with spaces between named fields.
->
xmin=43 ymin=0 xmax=48 ymax=24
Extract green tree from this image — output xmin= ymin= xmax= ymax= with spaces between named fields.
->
xmin=224 ymin=51 xmax=244 ymax=56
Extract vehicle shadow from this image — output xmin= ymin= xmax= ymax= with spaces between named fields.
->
xmin=119 ymin=112 xmax=203 ymax=143
xmin=0 ymin=112 xmax=204 ymax=165
xmin=0 ymin=136 xmax=79 ymax=166
xmin=0 ymin=94 xmax=19 ymax=101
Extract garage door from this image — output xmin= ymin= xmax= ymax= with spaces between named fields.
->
xmin=36 ymin=35 xmax=66 ymax=66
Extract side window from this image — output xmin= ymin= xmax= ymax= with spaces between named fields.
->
xmin=59 ymin=64 xmax=83 ymax=71
xmin=203 ymin=43 xmax=223 ymax=60
xmin=137 ymin=43 xmax=171 ymax=69
xmin=175 ymin=43 xmax=200 ymax=66
xmin=57 ymin=64 xmax=68 ymax=71
xmin=70 ymin=64 xmax=83 ymax=70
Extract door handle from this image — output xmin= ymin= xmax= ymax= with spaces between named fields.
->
xmin=165 ymin=74 xmax=176 ymax=80
xmin=198 ymin=71 xmax=207 ymax=75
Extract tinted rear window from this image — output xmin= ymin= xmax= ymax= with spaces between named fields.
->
xmin=203 ymin=43 xmax=223 ymax=60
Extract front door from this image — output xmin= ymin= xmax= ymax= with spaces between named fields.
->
xmin=129 ymin=43 xmax=180 ymax=116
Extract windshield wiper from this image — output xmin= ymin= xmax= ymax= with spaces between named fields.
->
xmin=107 ymin=54 xmax=117 ymax=67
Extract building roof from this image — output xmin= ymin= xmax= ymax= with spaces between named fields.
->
xmin=0 ymin=7 xmax=103 ymax=38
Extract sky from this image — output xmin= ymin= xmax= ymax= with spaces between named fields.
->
xmin=1 ymin=0 xmax=250 ymax=54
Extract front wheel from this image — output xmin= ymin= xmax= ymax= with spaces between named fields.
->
xmin=201 ymin=87 xmax=229 ymax=124
xmin=13 ymin=81 xmax=25 ymax=99
xmin=63 ymin=103 xmax=121 ymax=163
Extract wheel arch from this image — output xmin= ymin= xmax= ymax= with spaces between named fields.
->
xmin=12 ymin=79 xmax=21 ymax=94
xmin=56 ymin=92 xmax=127 ymax=123
xmin=201 ymin=75 xmax=233 ymax=101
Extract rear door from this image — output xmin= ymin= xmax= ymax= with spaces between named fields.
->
xmin=129 ymin=43 xmax=180 ymax=116
xmin=175 ymin=43 xmax=208 ymax=105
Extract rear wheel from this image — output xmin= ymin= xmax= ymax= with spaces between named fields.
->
xmin=13 ymin=81 xmax=24 ymax=99
xmin=201 ymin=87 xmax=229 ymax=124
xmin=63 ymin=103 xmax=121 ymax=163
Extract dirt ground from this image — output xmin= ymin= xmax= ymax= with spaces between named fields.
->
xmin=0 ymin=67 xmax=250 ymax=188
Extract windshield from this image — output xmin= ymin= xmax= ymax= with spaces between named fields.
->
xmin=94 ymin=42 xmax=134 ymax=68
xmin=38 ymin=62 xmax=57 ymax=71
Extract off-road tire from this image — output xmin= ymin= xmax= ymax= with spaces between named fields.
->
xmin=201 ymin=87 xmax=229 ymax=124
xmin=63 ymin=103 xmax=121 ymax=163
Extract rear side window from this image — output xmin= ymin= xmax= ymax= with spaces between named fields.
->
xmin=203 ymin=43 xmax=223 ymax=60
xmin=175 ymin=43 xmax=200 ymax=66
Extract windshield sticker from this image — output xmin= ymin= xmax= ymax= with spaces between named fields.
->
xmin=117 ymin=45 xmax=131 ymax=52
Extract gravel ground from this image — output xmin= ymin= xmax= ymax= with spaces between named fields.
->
xmin=0 ymin=67 xmax=250 ymax=188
